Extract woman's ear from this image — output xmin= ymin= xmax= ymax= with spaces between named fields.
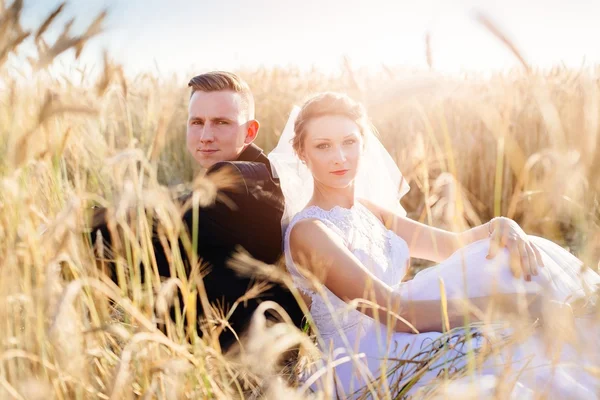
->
xmin=297 ymin=148 xmax=307 ymax=165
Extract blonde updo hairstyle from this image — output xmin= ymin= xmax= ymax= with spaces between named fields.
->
xmin=292 ymin=92 xmax=370 ymax=156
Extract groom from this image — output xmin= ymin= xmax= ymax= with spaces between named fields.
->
xmin=91 ymin=71 xmax=304 ymax=350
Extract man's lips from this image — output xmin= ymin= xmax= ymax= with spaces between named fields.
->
xmin=330 ymin=169 xmax=349 ymax=176
xmin=197 ymin=149 xmax=218 ymax=154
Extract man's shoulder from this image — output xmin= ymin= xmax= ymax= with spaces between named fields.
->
xmin=207 ymin=160 xmax=273 ymax=186
xmin=194 ymin=158 xmax=283 ymax=210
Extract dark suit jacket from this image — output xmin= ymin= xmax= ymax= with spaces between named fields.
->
xmin=90 ymin=144 xmax=304 ymax=350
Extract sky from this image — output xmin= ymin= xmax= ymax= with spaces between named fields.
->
xmin=14 ymin=0 xmax=600 ymax=78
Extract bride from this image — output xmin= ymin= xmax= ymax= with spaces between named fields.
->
xmin=267 ymin=92 xmax=600 ymax=398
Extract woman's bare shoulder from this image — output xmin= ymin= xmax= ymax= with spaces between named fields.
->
xmin=290 ymin=218 xmax=342 ymax=244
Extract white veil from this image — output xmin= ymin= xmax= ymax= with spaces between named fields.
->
xmin=268 ymin=106 xmax=411 ymax=227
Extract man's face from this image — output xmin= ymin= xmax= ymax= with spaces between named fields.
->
xmin=186 ymin=90 xmax=255 ymax=168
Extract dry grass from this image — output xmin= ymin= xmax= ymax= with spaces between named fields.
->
xmin=1 ymin=1 xmax=599 ymax=399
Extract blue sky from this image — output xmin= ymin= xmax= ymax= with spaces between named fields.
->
xmin=15 ymin=0 xmax=600 ymax=77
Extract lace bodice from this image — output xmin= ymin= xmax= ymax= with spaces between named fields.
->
xmin=283 ymin=202 xmax=411 ymax=339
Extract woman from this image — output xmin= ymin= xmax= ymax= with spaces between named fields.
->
xmin=268 ymin=92 xmax=600 ymax=398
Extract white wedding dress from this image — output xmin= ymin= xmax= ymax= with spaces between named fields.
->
xmin=284 ymin=202 xmax=600 ymax=399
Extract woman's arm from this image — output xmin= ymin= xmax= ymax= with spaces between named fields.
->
xmin=360 ymin=199 xmax=474 ymax=263
xmin=289 ymin=219 xmax=478 ymax=333
xmin=362 ymin=200 xmax=544 ymax=280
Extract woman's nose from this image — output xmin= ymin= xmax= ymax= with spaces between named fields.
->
xmin=333 ymin=147 xmax=347 ymax=163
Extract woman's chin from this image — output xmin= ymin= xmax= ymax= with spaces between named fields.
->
xmin=326 ymin=178 xmax=356 ymax=189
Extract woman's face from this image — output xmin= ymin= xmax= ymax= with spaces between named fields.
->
xmin=299 ymin=115 xmax=363 ymax=190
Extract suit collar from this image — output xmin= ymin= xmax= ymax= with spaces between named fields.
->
xmin=235 ymin=143 xmax=279 ymax=183
xmin=237 ymin=143 xmax=266 ymax=163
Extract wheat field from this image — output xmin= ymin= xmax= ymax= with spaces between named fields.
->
xmin=1 ymin=2 xmax=599 ymax=399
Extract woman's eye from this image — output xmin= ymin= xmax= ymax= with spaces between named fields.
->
xmin=316 ymin=143 xmax=330 ymax=149
xmin=344 ymin=139 xmax=356 ymax=145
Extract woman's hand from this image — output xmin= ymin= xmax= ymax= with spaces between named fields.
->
xmin=486 ymin=217 xmax=545 ymax=281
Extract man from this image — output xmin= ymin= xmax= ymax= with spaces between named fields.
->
xmin=186 ymin=71 xmax=259 ymax=169
xmin=91 ymin=71 xmax=304 ymax=350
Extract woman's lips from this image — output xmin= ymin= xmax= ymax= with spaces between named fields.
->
xmin=330 ymin=169 xmax=349 ymax=176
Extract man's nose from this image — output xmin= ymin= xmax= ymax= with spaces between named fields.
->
xmin=199 ymin=126 xmax=215 ymax=143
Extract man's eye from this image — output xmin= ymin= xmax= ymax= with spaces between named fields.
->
xmin=191 ymin=120 xmax=203 ymax=125
xmin=217 ymin=120 xmax=228 ymax=125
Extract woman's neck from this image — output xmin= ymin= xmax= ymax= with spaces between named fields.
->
xmin=308 ymin=181 xmax=356 ymax=211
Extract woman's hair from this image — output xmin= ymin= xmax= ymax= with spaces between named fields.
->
xmin=292 ymin=92 xmax=369 ymax=154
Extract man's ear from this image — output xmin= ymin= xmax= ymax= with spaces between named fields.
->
xmin=244 ymin=120 xmax=260 ymax=144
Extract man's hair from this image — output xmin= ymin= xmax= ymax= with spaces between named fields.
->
xmin=187 ymin=71 xmax=255 ymax=119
